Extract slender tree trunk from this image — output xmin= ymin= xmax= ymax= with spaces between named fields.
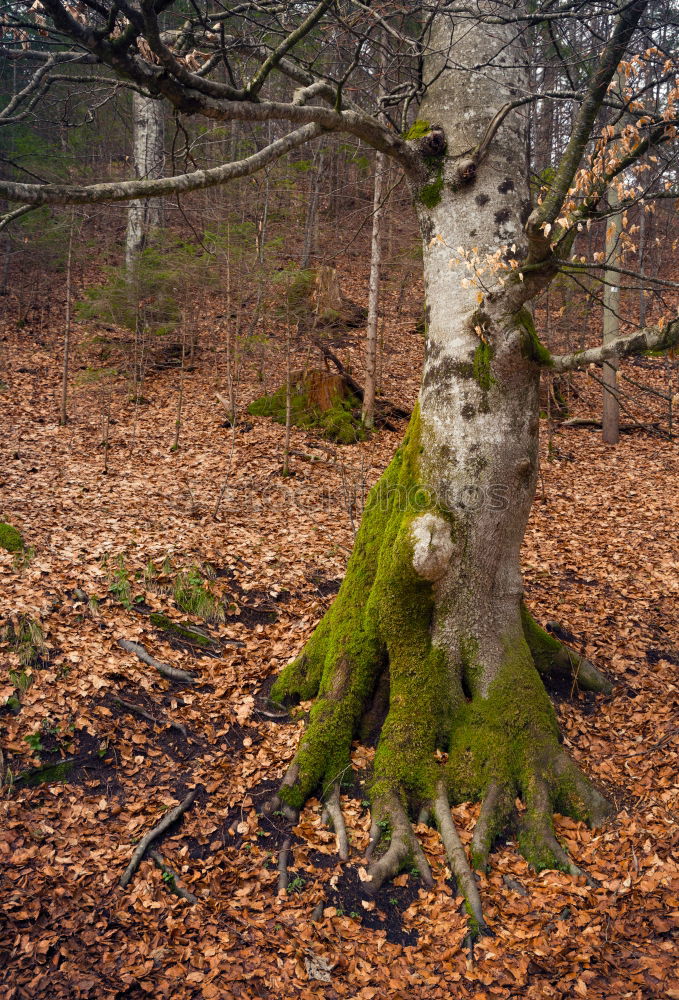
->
xmin=265 ymin=5 xmax=612 ymax=930
xmin=362 ymin=149 xmax=386 ymax=429
xmin=60 ymin=211 xmax=75 ymax=426
xmin=602 ymin=186 xmax=622 ymax=444
xmin=301 ymin=147 xmax=323 ymax=269
xmin=638 ymin=205 xmax=647 ymax=327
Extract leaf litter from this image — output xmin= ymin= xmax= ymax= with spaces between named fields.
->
xmin=0 ymin=255 xmax=678 ymax=1000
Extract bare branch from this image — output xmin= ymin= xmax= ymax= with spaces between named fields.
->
xmin=0 ymin=204 xmax=35 ymax=232
xmin=527 ymin=0 xmax=649 ymax=254
xmin=246 ymin=0 xmax=334 ymax=98
xmin=551 ymin=317 xmax=679 ymax=372
xmin=0 ymin=122 xmax=325 ymax=206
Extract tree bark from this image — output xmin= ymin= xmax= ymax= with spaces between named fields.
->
xmin=266 ymin=8 xmax=612 ymax=931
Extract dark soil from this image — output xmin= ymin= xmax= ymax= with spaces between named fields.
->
xmin=13 ymin=728 xmax=121 ymax=794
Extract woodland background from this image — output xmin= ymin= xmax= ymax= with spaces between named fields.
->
xmin=1 ymin=15 xmax=679 ymax=999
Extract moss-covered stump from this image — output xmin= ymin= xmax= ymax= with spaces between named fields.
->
xmin=0 ymin=521 xmax=24 ymax=552
xmin=248 ymin=369 xmax=367 ymax=444
xmin=264 ymin=407 xmax=612 ymax=937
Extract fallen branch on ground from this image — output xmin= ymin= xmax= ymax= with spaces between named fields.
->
xmin=117 ymin=638 xmax=196 ymax=684
xmin=120 ymin=787 xmax=199 ymax=888
xmin=563 ymin=416 xmax=661 ymax=431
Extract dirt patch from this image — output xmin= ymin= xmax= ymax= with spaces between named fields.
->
xmin=323 ymin=864 xmax=421 ymax=946
xmin=13 ymin=728 xmax=121 ymax=794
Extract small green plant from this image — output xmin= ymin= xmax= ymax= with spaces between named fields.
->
xmin=107 ymin=554 xmax=133 ymax=608
xmin=286 ymin=876 xmax=306 ymax=894
xmin=12 ymin=545 xmax=35 ymax=570
xmin=24 ymin=731 xmax=44 ymax=753
xmin=9 ymin=669 xmax=32 ymax=694
xmin=389 ymin=898 xmax=398 ymax=906
xmin=173 ymin=566 xmax=224 ymax=623
xmin=2 ymin=615 xmax=46 ymax=668
xmin=162 ymin=870 xmax=175 ymax=885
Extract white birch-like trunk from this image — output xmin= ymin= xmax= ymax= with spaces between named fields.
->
xmin=125 ymin=93 xmax=166 ymax=276
xmin=602 ymin=187 xmax=622 ymax=444
xmin=362 ymin=150 xmax=386 ymax=429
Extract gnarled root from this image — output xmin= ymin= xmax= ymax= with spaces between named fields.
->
xmin=365 ymin=792 xmax=434 ymax=893
xmin=433 ymin=782 xmax=486 ymax=933
xmin=263 ymin=415 xmax=613 ymax=941
xmin=323 ymin=783 xmax=349 ymax=861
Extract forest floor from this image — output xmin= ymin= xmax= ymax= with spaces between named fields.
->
xmin=1 ymin=252 xmax=678 ymax=1000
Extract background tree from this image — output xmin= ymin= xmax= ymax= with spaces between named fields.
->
xmin=1 ymin=0 xmax=678 ymax=935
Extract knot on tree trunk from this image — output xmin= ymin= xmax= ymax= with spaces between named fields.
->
xmin=410 ymin=512 xmax=455 ymax=582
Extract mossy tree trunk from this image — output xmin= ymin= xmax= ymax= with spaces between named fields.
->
xmin=266 ymin=10 xmax=612 ymax=932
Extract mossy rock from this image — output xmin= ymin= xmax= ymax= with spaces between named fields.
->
xmin=248 ymin=371 xmax=367 ymax=445
xmin=0 ymin=522 xmax=24 ymax=552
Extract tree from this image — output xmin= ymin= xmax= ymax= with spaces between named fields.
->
xmin=125 ymin=92 xmax=166 ymax=275
xmin=1 ymin=0 xmax=678 ymax=934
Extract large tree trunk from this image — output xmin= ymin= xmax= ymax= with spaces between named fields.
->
xmin=266 ymin=9 xmax=612 ymax=930
xmin=125 ymin=93 xmax=165 ymax=275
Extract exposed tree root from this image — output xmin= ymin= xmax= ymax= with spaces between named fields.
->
xmin=277 ymin=837 xmax=292 ymax=895
xmin=522 ymin=607 xmax=612 ymax=694
xmin=365 ymin=792 xmax=434 ymax=893
xmin=324 ymin=784 xmax=349 ymax=861
xmin=149 ymin=849 xmax=198 ymax=903
xmin=433 ymin=783 xmax=486 ymax=932
xmin=120 ymin=787 xmax=198 ymax=888
xmin=117 ymin=638 xmax=196 ymax=685
xmin=113 ymin=692 xmax=188 ymax=738
xmin=470 ymin=782 xmax=515 ymax=872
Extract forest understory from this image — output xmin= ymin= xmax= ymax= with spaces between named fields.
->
xmin=1 ymin=244 xmax=678 ymax=1000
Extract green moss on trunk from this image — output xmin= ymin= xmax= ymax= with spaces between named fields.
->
xmin=274 ymin=405 xmax=453 ymax=808
xmin=418 ymin=170 xmax=444 ymax=209
xmin=515 ymin=307 xmax=553 ymax=366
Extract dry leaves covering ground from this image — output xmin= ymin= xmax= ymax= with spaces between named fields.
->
xmin=0 ymin=262 xmax=678 ymax=1000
